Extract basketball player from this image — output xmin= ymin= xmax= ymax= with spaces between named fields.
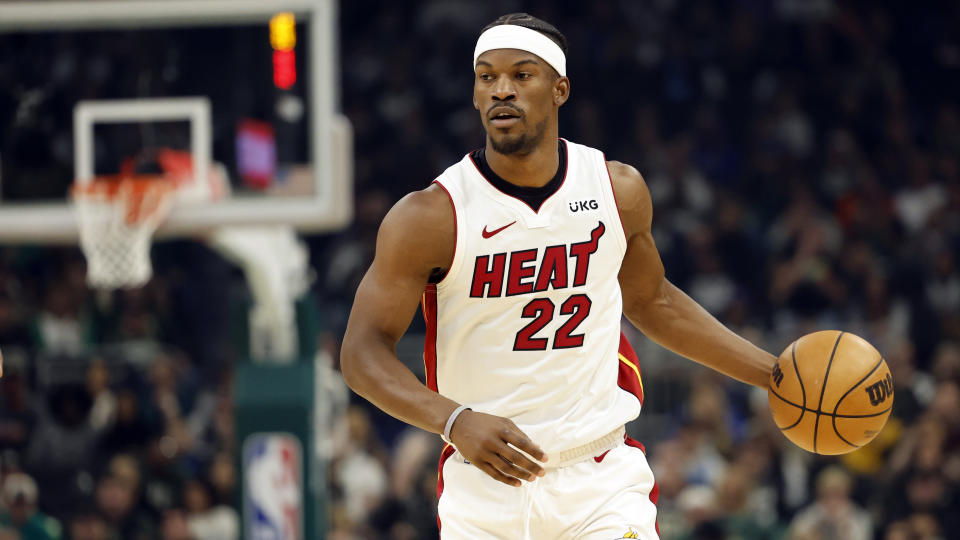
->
xmin=341 ymin=13 xmax=776 ymax=538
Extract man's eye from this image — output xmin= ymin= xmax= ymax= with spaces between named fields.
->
xmin=479 ymin=73 xmax=494 ymax=81
xmin=517 ymin=72 xmax=532 ymax=80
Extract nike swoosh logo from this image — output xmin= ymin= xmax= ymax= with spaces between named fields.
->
xmin=593 ymin=449 xmax=611 ymax=463
xmin=481 ymin=221 xmax=516 ymax=239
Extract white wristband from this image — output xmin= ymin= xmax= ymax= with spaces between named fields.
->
xmin=442 ymin=405 xmax=472 ymax=444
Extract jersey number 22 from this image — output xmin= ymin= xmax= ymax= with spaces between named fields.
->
xmin=513 ymin=294 xmax=592 ymax=351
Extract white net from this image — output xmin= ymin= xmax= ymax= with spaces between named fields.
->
xmin=72 ymin=177 xmax=174 ymax=289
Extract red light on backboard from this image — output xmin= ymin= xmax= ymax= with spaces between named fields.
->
xmin=273 ymin=49 xmax=296 ymax=90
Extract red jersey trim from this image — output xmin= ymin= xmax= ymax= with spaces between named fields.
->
xmin=430 ymin=180 xmax=457 ymax=285
xmin=422 ymin=283 xmax=439 ymax=392
xmin=602 ymin=154 xmax=630 ymax=246
xmin=616 ymin=333 xmax=644 ymax=406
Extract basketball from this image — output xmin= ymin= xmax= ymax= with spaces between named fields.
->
xmin=768 ymin=331 xmax=893 ymax=455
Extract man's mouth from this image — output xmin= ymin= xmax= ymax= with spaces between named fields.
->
xmin=488 ymin=107 xmax=522 ymax=128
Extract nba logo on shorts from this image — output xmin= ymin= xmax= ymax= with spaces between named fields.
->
xmin=243 ymin=433 xmax=303 ymax=540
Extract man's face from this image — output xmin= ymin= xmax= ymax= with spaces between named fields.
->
xmin=473 ymin=48 xmax=568 ymax=155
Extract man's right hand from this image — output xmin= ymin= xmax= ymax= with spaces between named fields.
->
xmin=448 ymin=410 xmax=548 ymax=487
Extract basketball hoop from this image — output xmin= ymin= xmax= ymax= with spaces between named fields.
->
xmin=72 ymin=176 xmax=175 ymax=289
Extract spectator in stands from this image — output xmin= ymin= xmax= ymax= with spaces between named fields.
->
xmin=904 ymin=468 xmax=958 ymax=533
xmin=366 ymin=429 xmax=438 ymax=536
xmin=713 ymin=464 xmax=784 ymax=538
xmin=672 ymin=484 xmax=718 ymax=539
xmin=790 ymin=466 xmax=872 ymax=540
xmin=905 ymin=513 xmax=943 ymax=540
xmin=207 ymin=452 xmax=236 ymax=506
xmin=112 ymin=289 xmax=163 ymax=344
xmin=881 ymin=382 xmax=960 ymax=534
xmin=99 ymin=388 xmax=156 ymax=456
xmin=139 ymin=435 xmax=185 ymax=517
xmin=104 ymin=454 xmax=145 ymax=516
xmin=330 ymin=406 xmax=388 ymax=531
xmin=94 ymin=473 xmax=153 ymax=540
xmin=182 ymin=478 xmax=237 ymax=540
xmin=160 ymin=509 xmax=192 ymax=540
xmin=0 ymin=369 xmax=35 ymax=461
xmin=24 ymin=384 xmax=97 ymax=516
xmin=931 ymin=342 xmax=960 ymax=384
xmin=210 ymin=379 xmax=235 ymax=456
xmin=148 ymin=355 xmax=194 ymax=458
xmin=65 ymin=506 xmax=109 ymax=540
xmin=0 ymin=473 xmax=61 ymax=540
xmin=85 ymin=359 xmax=115 ymax=433
xmin=0 ymin=291 xmax=30 ymax=349
xmin=33 ymin=282 xmax=86 ymax=357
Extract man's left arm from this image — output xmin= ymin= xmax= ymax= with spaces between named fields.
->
xmin=609 ymin=161 xmax=776 ymax=387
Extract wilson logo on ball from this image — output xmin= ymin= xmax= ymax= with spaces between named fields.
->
xmin=771 ymin=363 xmax=785 ymax=387
xmin=864 ymin=373 xmax=894 ymax=406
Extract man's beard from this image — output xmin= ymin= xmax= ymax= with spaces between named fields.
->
xmin=488 ymin=118 xmax=548 ymax=156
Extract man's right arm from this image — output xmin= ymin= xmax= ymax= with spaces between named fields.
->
xmin=340 ymin=184 xmax=547 ymax=487
xmin=341 ymin=185 xmax=460 ymax=434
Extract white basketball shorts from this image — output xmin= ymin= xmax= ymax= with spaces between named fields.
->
xmin=436 ymin=433 xmax=660 ymax=539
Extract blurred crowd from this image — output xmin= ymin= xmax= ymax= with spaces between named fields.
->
xmin=1 ymin=0 xmax=960 ymax=539
xmin=0 ymin=247 xmax=243 ymax=540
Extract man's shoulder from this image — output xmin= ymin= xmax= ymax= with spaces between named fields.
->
xmin=370 ymin=184 xmax=455 ymax=276
xmin=605 ymin=160 xmax=644 ymax=185
xmin=605 ymin=160 xmax=650 ymax=213
xmin=377 ymin=183 xmax=455 ymax=270
xmin=388 ymin=183 xmax=454 ymax=231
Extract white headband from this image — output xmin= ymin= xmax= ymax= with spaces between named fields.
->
xmin=474 ymin=24 xmax=566 ymax=77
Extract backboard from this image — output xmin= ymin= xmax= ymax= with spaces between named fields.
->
xmin=0 ymin=0 xmax=352 ymax=242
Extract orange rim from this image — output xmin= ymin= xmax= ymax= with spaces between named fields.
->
xmin=72 ymin=175 xmax=175 ymax=225
xmin=71 ymin=174 xmax=171 ymax=196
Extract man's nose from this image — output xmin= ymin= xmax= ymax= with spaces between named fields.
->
xmin=491 ymin=78 xmax=517 ymax=101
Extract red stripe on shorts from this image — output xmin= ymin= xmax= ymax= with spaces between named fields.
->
xmin=436 ymin=443 xmax=457 ymax=532
xmin=625 ymin=435 xmax=659 ymax=535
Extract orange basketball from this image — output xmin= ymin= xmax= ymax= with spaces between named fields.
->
xmin=768 ymin=330 xmax=893 ymax=455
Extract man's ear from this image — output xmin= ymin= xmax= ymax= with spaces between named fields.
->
xmin=553 ymin=76 xmax=570 ymax=107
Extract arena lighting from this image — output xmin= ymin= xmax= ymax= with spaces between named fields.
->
xmin=270 ymin=12 xmax=296 ymax=89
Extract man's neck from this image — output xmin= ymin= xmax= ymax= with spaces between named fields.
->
xmin=485 ymin=137 xmax=560 ymax=188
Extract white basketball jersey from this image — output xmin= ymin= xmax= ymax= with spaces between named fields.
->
xmin=423 ymin=139 xmax=645 ymax=455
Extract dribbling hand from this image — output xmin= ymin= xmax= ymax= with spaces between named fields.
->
xmin=448 ymin=410 xmax=548 ymax=487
